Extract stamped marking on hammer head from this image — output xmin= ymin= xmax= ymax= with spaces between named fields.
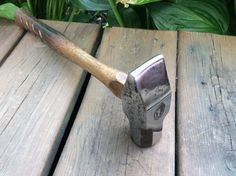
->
xmin=122 ymin=55 xmax=171 ymax=147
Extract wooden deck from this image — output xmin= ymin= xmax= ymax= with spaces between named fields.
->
xmin=0 ymin=20 xmax=235 ymax=176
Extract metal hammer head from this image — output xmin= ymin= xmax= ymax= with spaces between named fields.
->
xmin=122 ymin=55 xmax=171 ymax=147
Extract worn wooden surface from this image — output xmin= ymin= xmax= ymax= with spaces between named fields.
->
xmin=16 ymin=10 xmax=125 ymax=99
xmin=0 ymin=20 xmax=24 ymax=63
xmin=54 ymin=28 xmax=177 ymax=176
xmin=177 ymin=32 xmax=236 ymax=176
xmin=0 ymin=21 xmax=100 ymax=175
xmin=1 ymin=19 xmax=236 ymax=176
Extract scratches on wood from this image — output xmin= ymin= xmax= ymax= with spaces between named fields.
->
xmin=53 ymin=28 xmax=177 ymax=176
xmin=2 ymin=19 xmax=236 ymax=176
xmin=177 ymin=32 xmax=236 ymax=176
xmin=0 ymin=21 xmax=100 ymax=176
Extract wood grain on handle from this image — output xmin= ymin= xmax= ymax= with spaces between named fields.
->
xmin=15 ymin=9 xmax=127 ymax=98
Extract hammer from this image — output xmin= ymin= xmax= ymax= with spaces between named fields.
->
xmin=14 ymin=9 xmax=171 ymax=148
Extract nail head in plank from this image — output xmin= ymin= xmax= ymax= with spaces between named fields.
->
xmin=54 ymin=28 xmax=177 ymax=176
xmin=0 ymin=21 xmax=100 ymax=175
xmin=0 ymin=19 xmax=24 ymax=63
xmin=177 ymin=31 xmax=236 ymax=176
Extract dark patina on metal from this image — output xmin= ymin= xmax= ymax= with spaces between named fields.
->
xmin=122 ymin=55 xmax=171 ymax=147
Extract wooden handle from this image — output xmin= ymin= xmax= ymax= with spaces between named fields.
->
xmin=15 ymin=9 xmax=127 ymax=98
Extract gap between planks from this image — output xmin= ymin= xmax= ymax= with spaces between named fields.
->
xmin=48 ymin=25 xmax=104 ymax=176
xmin=0 ymin=20 xmax=101 ymax=176
xmin=0 ymin=20 xmax=25 ymax=66
xmin=53 ymin=27 xmax=177 ymax=176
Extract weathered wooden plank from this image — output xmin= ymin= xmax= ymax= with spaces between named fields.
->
xmin=54 ymin=28 xmax=177 ymax=176
xmin=0 ymin=20 xmax=24 ymax=63
xmin=177 ymin=32 xmax=236 ymax=176
xmin=0 ymin=21 xmax=100 ymax=175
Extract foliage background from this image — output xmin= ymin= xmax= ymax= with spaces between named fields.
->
xmin=1 ymin=0 xmax=235 ymax=35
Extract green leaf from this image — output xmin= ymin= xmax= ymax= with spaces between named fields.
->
xmin=117 ymin=0 xmax=161 ymax=7
xmin=73 ymin=13 xmax=92 ymax=23
xmin=0 ymin=3 xmax=18 ymax=20
xmin=20 ymin=2 xmax=31 ymax=11
xmin=179 ymin=0 xmax=229 ymax=33
xmin=0 ymin=0 xmax=20 ymax=6
xmin=70 ymin=0 xmax=111 ymax=11
xmin=72 ymin=10 xmax=95 ymax=23
xmin=107 ymin=6 xmax=141 ymax=28
xmin=26 ymin=0 xmax=33 ymax=12
xmin=148 ymin=1 xmax=229 ymax=34
xmin=107 ymin=10 xmax=119 ymax=26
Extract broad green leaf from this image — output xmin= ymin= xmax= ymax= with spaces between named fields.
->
xmin=107 ymin=10 xmax=119 ymax=26
xmin=165 ymin=0 xmax=228 ymax=3
xmin=70 ymin=0 xmax=111 ymax=11
xmin=72 ymin=10 xmax=97 ymax=23
xmin=73 ymin=14 xmax=91 ymax=23
xmin=178 ymin=0 xmax=229 ymax=33
xmin=107 ymin=7 xmax=141 ymax=27
xmin=148 ymin=1 xmax=229 ymax=34
xmin=117 ymin=0 xmax=161 ymax=7
xmin=0 ymin=3 xmax=18 ymax=20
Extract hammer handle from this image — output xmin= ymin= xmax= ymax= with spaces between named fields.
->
xmin=15 ymin=9 xmax=127 ymax=98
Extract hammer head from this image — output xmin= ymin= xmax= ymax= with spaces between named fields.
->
xmin=122 ymin=55 xmax=171 ymax=147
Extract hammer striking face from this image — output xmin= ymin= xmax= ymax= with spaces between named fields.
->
xmin=15 ymin=9 xmax=171 ymax=148
xmin=122 ymin=55 xmax=171 ymax=147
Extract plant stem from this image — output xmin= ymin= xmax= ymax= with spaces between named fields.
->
xmin=52 ymin=0 xmax=57 ymax=19
xmin=59 ymin=0 xmax=65 ymax=20
xmin=145 ymin=7 xmax=150 ymax=29
xmin=46 ymin=0 xmax=51 ymax=19
xmin=33 ymin=0 xmax=37 ymax=14
xmin=68 ymin=7 xmax=77 ymax=22
xmin=108 ymin=0 xmax=125 ymax=27
xmin=27 ymin=0 xmax=33 ymax=13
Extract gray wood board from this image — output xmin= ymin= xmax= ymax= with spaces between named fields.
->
xmin=0 ymin=21 xmax=100 ymax=175
xmin=177 ymin=32 xmax=236 ymax=176
xmin=54 ymin=28 xmax=177 ymax=176
xmin=0 ymin=20 xmax=24 ymax=63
